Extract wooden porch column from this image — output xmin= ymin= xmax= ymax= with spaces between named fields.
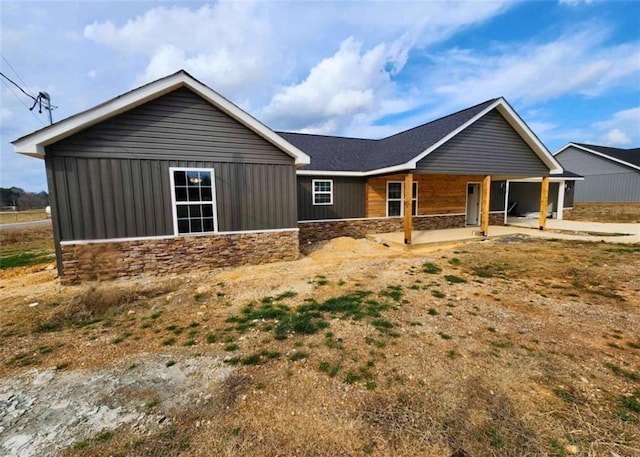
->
xmin=480 ymin=175 xmax=491 ymax=236
xmin=404 ymin=173 xmax=413 ymax=244
xmin=539 ymin=176 xmax=550 ymax=230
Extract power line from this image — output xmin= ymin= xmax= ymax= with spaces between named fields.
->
xmin=0 ymin=71 xmax=37 ymax=102
xmin=1 ymin=53 xmax=36 ymax=99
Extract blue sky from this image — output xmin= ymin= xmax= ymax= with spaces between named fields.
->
xmin=1 ymin=0 xmax=639 ymax=192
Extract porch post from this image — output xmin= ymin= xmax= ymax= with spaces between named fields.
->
xmin=556 ymin=180 xmax=565 ymax=220
xmin=480 ymin=175 xmax=491 ymax=236
xmin=539 ymin=176 xmax=550 ymax=230
xmin=404 ymin=173 xmax=413 ymax=244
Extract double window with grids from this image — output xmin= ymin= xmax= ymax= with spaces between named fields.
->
xmin=312 ymin=179 xmax=333 ymax=205
xmin=387 ymin=181 xmax=418 ymax=217
xmin=170 ymin=168 xmax=217 ymax=235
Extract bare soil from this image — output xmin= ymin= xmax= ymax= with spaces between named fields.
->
xmin=0 ymin=228 xmax=639 ymax=457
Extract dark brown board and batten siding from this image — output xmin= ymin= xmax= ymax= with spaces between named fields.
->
xmin=416 ymin=110 xmax=549 ymax=177
xmin=45 ymin=87 xmax=297 ymax=275
xmin=297 ymin=176 xmax=366 ymax=220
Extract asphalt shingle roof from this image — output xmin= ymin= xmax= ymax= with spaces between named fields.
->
xmin=279 ymin=98 xmax=497 ymax=172
xmin=573 ymin=143 xmax=640 ymax=168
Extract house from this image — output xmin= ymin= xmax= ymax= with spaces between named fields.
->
xmin=13 ymin=70 xmax=568 ymax=284
xmin=554 ymin=143 xmax=640 ymax=204
xmin=13 ymin=71 xmax=310 ymax=284
xmin=281 ymin=98 xmax=570 ymax=245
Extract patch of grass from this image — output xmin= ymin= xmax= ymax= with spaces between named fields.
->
xmin=554 ymin=388 xmax=585 ymax=405
xmin=627 ymin=341 xmax=640 ymax=349
xmin=183 ymin=339 xmax=196 ymax=347
xmin=444 ymin=274 xmax=467 ymax=284
xmin=34 ymin=321 xmax=64 ymax=333
xmin=449 ymin=257 xmax=461 ymax=266
xmin=314 ymin=275 xmax=329 ymax=286
xmin=471 ymin=263 xmax=507 ymax=279
xmin=427 ymin=307 xmax=439 ymax=316
xmin=239 ymin=350 xmax=281 ymax=366
xmin=422 ymin=262 xmax=442 ymax=274
xmin=616 ymin=391 xmax=640 ymax=423
xmin=55 ymin=361 xmax=70 ymax=370
xmin=224 ymin=343 xmax=239 ymax=351
xmin=150 ymin=311 xmax=163 ymax=320
xmin=431 ymin=290 xmax=446 ymax=299
xmin=437 ymin=332 xmax=452 ymax=340
xmin=206 ymin=333 xmax=218 ymax=344
xmin=288 ymin=351 xmax=310 ymax=362
xmin=379 ymin=285 xmax=403 ymax=302
xmin=166 ymin=360 xmax=176 ymax=367
xmin=318 ymin=360 xmax=340 ymax=377
xmin=274 ymin=290 xmax=297 ymax=300
xmin=6 ymin=351 xmax=40 ymax=367
xmin=161 ymin=337 xmax=176 ymax=346
xmin=605 ymin=362 xmax=640 ymax=382
xmin=145 ymin=398 xmax=160 ymax=410
xmin=0 ymin=251 xmax=55 ymax=269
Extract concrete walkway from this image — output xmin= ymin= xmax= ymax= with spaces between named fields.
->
xmin=369 ymin=220 xmax=640 ymax=250
xmin=507 ymin=217 xmax=640 ymax=236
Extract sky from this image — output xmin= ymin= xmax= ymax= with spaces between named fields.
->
xmin=1 ymin=0 xmax=639 ymax=192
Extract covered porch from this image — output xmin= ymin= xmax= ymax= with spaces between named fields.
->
xmin=367 ymin=172 xmax=553 ymax=245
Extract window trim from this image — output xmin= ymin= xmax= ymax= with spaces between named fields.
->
xmin=386 ymin=181 xmax=418 ymax=217
xmin=169 ymin=167 xmax=218 ymax=236
xmin=312 ymin=179 xmax=333 ymax=206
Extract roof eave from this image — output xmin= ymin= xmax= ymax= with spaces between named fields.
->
xmin=556 ymin=143 xmax=640 ymax=172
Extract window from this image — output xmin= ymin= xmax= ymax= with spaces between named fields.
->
xmin=386 ymin=181 xmax=418 ymax=217
xmin=312 ymin=179 xmax=333 ymax=205
xmin=170 ymin=168 xmax=217 ymax=235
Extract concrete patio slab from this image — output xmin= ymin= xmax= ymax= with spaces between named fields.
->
xmin=368 ymin=221 xmax=640 ymax=251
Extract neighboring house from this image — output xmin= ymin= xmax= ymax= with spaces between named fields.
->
xmin=554 ymin=143 xmax=640 ymax=203
xmin=13 ymin=71 xmax=310 ymax=284
xmin=13 ymin=70 xmax=569 ymax=284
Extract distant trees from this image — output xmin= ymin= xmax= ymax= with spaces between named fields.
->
xmin=0 ymin=187 xmax=49 ymax=210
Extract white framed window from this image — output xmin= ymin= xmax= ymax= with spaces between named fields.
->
xmin=312 ymin=179 xmax=333 ymax=205
xmin=169 ymin=167 xmax=218 ymax=235
xmin=386 ymin=181 xmax=418 ymax=217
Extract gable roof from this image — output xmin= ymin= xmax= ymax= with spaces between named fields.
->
xmin=555 ymin=143 xmax=640 ymax=171
xmin=12 ymin=70 xmax=311 ymax=167
xmin=281 ymin=98 xmax=562 ymax=176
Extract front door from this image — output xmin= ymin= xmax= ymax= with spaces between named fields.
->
xmin=466 ymin=183 xmax=481 ymax=226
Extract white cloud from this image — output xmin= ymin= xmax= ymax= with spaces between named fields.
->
xmin=594 ymin=106 xmax=640 ymax=146
xmin=600 ymin=128 xmax=631 ymax=146
xmin=84 ymin=3 xmax=275 ymax=97
xmin=82 ymin=1 xmax=513 ymax=131
xmin=260 ymin=37 xmax=414 ymax=133
xmin=86 ymin=69 xmax=97 ymax=79
xmin=424 ymin=26 xmax=640 ymax=113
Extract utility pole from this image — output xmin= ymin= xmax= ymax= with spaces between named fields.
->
xmin=38 ymin=91 xmax=53 ymax=125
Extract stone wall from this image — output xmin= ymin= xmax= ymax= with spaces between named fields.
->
xmin=60 ymin=230 xmax=299 ymax=285
xmin=299 ymin=214 xmax=468 ymax=245
xmin=489 ymin=212 xmax=506 ymax=226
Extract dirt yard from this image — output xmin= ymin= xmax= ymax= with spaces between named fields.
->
xmin=0 ymin=227 xmax=638 ymax=457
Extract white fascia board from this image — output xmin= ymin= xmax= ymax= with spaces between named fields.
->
xmin=557 ymin=143 xmax=640 ymax=172
xmin=13 ymin=71 xmax=311 ymax=166
xmin=404 ymin=98 xmax=563 ymax=174
xmin=509 ymin=176 xmax=584 ymax=183
xmin=297 ymin=163 xmax=411 ymax=177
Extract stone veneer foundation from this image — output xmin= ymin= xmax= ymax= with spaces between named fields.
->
xmin=60 ymin=229 xmax=299 ymax=285
xmin=299 ymin=213 xmax=506 ymax=245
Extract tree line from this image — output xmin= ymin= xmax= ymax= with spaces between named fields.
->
xmin=1 ymin=187 xmax=49 ymax=210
